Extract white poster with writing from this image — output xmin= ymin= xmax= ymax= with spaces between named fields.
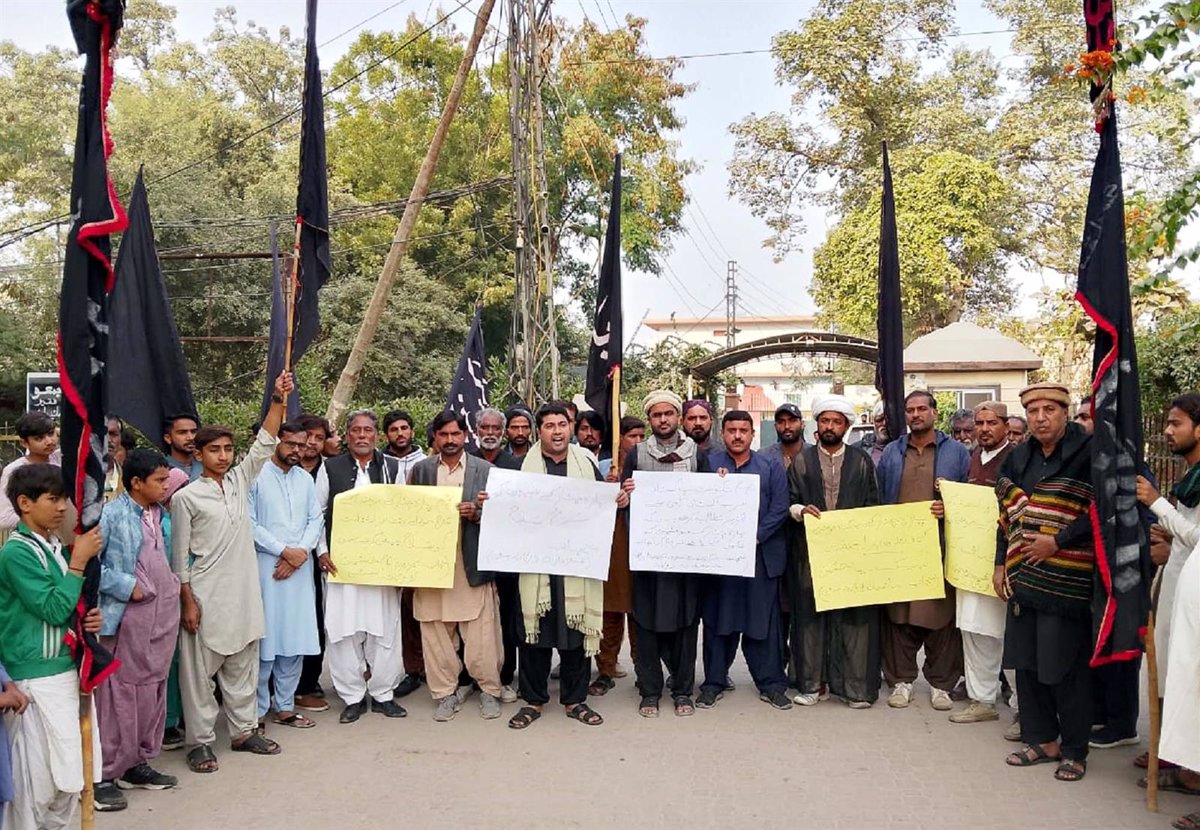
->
xmin=628 ymin=470 xmax=760 ymax=577
xmin=477 ymin=467 xmax=618 ymax=580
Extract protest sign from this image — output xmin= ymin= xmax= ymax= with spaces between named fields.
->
xmin=941 ymin=481 xmax=1003 ymax=596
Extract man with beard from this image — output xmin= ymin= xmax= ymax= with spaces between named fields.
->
xmin=950 ymin=409 xmax=976 ymax=448
xmin=786 ymin=395 xmax=881 ymax=708
xmin=507 ymin=404 xmax=629 ymax=730
xmin=699 ymin=411 xmax=792 ymax=711
xmin=948 ymin=401 xmax=1014 ymax=725
xmin=1136 ymin=393 xmax=1200 ymax=783
xmin=162 ymin=414 xmax=202 ymax=481
xmin=575 ymin=410 xmax=607 ymax=462
xmin=860 ymin=402 xmax=889 ymax=465
xmin=249 ymin=421 xmax=323 ymax=733
xmin=995 ymin=383 xmax=1095 ymax=782
xmin=408 ymin=412 xmax=502 ymax=722
xmin=320 ymin=411 xmax=408 ymax=723
xmin=504 ymin=406 xmax=534 ymax=461
xmin=682 ymin=399 xmax=716 ymax=460
xmin=617 ymin=391 xmax=708 ymax=717
xmin=1007 ymin=416 xmax=1029 ymax=445
xmin=763 ymin=403 xmax=804 ymax=470
xmin=383 ymin=410 xmax=427 ymax=481
xmin=293 ymin=415 xmax=333 ymax=712
xmin=875 ymin=390 xmax=969 ymax=712
xmin=474 ymin=408 xmax=521 ymax=471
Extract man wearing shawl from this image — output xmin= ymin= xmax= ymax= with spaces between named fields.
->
xmin=786 ymin=395 xmax=881 ymax=708
xmin=995 ymin=383 xmax=1095 ymax=783
xmin=619 ymin=391 xmax=710 ymax=718
xmin=506 ymin=404 xmax=629 ymax=730
xmin=698 ymin=411 xmax=792 ymax=711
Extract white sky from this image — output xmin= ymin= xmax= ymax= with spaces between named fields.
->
xmin=5 ymin=1 xmax=1196 ymax=347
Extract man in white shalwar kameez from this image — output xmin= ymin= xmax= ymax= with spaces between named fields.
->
xmin=250 ymin=420 xmax=323 ymax=730
xmin=1157 ymin=538 xmax=1200 ymax=813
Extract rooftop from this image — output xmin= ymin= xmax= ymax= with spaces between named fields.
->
xmin=903 ymin=321 xmax=1043 ymax=371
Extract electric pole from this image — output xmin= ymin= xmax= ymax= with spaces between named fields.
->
xmin=506 ymin=0 xmax=559 ymax=407
xmin=725 ymin=259 xmax=738 ymax=348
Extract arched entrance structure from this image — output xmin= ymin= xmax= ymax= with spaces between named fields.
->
xmin=688 ymin=330 xmax=878 ymax=393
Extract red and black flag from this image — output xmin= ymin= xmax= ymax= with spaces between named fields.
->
xmin=584 ymin=153 xmax=623 ymax=433
xmin=874 ymin=142 xmax=905 ymax=444
xmin=60 ymin=0 xmax=126 ymax=692
xmin=1076 ymin=0 xmax=1150 ymax=665
xmin=109 ymin=169 xmax=198 ymax=444
xmin=446 ymin=306 xmax=489 ymax=449
xmin=293 ymin=0 xmax=331 ymax=362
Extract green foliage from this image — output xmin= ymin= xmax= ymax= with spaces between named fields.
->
xmin=1137 ymin=306 xmax=1200 ymax=413
xmin=621 ymin=337 xmax=733 ymax=405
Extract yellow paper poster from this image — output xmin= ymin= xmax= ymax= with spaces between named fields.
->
xmin=941 ymin=481 xmax=1003 ymax=596
xmin=804 ymin=501 xmax=944 ymax=612
xmin=329 ymin=483 xmax=463 ymax=588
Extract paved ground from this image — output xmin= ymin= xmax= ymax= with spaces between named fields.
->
xmin=112 ymin=655 xmax=1182 ymax=830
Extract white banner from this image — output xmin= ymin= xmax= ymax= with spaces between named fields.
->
xmin=629 ymin=470 xmax=760 ymax=577
xmin=477 ymin=467 xmax=618 ymax=580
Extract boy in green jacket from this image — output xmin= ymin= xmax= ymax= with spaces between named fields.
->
xmin=0 ymin=463 xmax=102 ymax=830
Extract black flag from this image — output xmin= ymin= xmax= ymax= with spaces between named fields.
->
xmin=874 ymin=142 xmax=905 ymax=444
xmin=1076 ymin=8 xmax=1149 ymax=665
xmin=60 ymin=0 xmax=125 ymax=693
xmin=260 ymin=226 xmax=301 ymax=422
xmin=109 ymin=170 xmax=198 ymax=445
xmin=293 ymin=0 xmax=331 ymax=362
xmin=585 ymin=153 xmax=623 ymax=429
xmin=446 ymin=306 xmax=489 ymax=449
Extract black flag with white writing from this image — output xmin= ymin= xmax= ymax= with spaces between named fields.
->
xmin=109 ymin=169 xmax=198 ymax=445
xmin=874 ymin=142 xmax=905 ymax=445
xmin=60 ymin=0 xmax=125 ymax=693
xmin=1076 ymin=3 xmax=1149 ymax=666
xmin=447 ymin=306 xmax=488 ymax=449
xmin=585 ymin=153 xmax=623 ymax=430
xmin=294 ymin=0 xmax=331 ymax=362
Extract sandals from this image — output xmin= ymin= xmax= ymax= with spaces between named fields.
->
xmin=565 ymin=703 xmax=603 ymax=726
xmin=1173 ymin=812 xmax=1200 ymax=830
xmin=1139 ymin=769 xmax=1200 ymax=796
xmin=507 ymin=706 xmax=543 ymax=730
xmin=638 ymin=696 xmax=660 ymax=718
xmin=588 ymin=675 xmax=616 ymax=697
xmin=231 ymin=733 xmax=281 ymax=755
xmin=1135 ymin=751 xmax=1178 ymax=770
xmin=1054 ymin=759 xmax=1086 ymax=782
xmin=273 ymin=713 xmax=316 ymax=729
xmin=673 ymin=696 xmax=695 ymax=717
xmin=186 ymin=744 xmax=218 ymax=774
xmin=1006 ymin=744 xmax=1060 ymax=767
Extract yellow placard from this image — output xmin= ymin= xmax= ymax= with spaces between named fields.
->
xmin=328 ymin=484 xmax=462 ymax=588
xmin=804 ymin=501 xmax=944 ymax=612
xmin=941 ymin=481 xmax=1002 ymax=596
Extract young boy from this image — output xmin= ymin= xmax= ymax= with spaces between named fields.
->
xmin=0 ymin=412 xmax=60 ymax=533
xmin=94 ymin=449 xmax=181 ymax=811
xmin=0 ymin=463 xmax=103 ymax=830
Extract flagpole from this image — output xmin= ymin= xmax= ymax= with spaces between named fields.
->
xmin=284 ymin=218 xmax=303 ymax=372
xmin=80 ymin=691 xmax=95 ymax=829
xmin=610 ymin=365 xmax=621 ymax=475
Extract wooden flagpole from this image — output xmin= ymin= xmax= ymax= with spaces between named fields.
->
xmin=1145 ymin=605 xmax=1160 ymax=812
xmin=284 ymin=218 xmax=303 ymax=371
xmin=610 ymin=365 xmax=622 ymax=475
xmin=80 ymin=691 xmax=95 ymax=829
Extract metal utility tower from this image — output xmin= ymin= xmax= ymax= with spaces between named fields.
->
xmin=725 ymin=260 xmax=738 ymax=349
xmin=506 ymin=0 xmax=559 ymax=407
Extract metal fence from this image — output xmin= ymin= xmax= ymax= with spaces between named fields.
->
xmin=1144 ymin=412 xmax=1184 ymax=493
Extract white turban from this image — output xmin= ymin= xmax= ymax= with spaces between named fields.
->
xmin=812 ymin=394 xmax=856 ymax=423
xmin=642 ymin=389 xmax=683 ymax=415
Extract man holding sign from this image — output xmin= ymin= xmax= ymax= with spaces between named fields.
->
xmin=407 ymin=412 xmax=501 ymax=722
xmin=875 ymin=390 xmax=969 ymax=711
xmin=506 ymin=404 xmax=629 ymax=731
xmin=698 ymin=411 xmax=792 ymax=711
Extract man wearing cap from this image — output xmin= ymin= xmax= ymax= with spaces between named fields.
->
xmin=995 ymin=382 xmax=1095 ymax=782
xmin=875 ymin=390 xmax=970 ymax=711
xmin=786 ymin=394 xmax=882 ymax=708
xmin=948 ymin=401 xmax=1015 ymax=725
xmin=619 ymin=389 xmax=708 ymax=717
xmin=763 ymin=403 xmax=805 ymax=470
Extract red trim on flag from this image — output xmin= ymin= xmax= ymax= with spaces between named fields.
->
xmin=54 ymin=335 xmax=91 ymax=530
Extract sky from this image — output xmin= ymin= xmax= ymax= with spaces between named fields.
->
xmin=5 ymin=1 xmax=1194 ymax=348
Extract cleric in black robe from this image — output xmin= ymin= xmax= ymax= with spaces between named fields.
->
xmin=786 ymin=395 xmax=882 ymax=707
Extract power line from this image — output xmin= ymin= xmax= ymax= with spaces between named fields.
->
xmin=319 ymin=0 xmax=411 ymax=48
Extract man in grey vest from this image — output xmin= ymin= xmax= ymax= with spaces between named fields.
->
xmin=619 ymin=389 xmax=710 ymax=718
